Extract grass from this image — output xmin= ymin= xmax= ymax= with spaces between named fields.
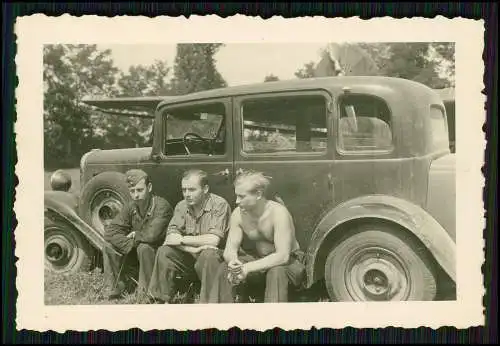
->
xmin=44 ymin=267 xmax=329 ymax=305
xmin=44 ymin=268 xmax=139 ymax=305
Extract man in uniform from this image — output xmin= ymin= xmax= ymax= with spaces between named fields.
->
xmin=148 ymin=169 xmax=232 ymax=304
xmin=102 ymin=169 xmax=173 ymax=302
xmin=208 ymin=170 xmax=306 ymax=303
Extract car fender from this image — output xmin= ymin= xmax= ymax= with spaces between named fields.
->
xmin=305 ymin=194 xmax=456 ymax=288
xmin=44 ymin=191 xmax=114 ymax=254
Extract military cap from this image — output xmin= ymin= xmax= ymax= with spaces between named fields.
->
xmin=125 ymin=169 xmax=149 ymax=187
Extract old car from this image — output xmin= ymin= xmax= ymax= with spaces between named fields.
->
xmin=44 ymin=76 xmax=456 ymax=302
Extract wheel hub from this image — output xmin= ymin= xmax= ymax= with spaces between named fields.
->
xmin=45 ymin=235 xmax=72 ymax=265
xmin=347 ymin=247 xmax=409 ymax=301
xmin=91 ymin=189 xmax=124 ymax=233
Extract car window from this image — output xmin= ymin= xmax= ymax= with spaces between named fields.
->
xmin=240 ymin=95 xmax=328 ymax=154
xmin=161 ymin=102 xmax=226 ymax=156
xmin=338 ymin=94 xmax=393 ymax=153
xmin=430 ymin=105 xmax=450 ymax=151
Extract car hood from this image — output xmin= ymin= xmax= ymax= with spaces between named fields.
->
xmin=84 ymin=147 xmax=153 ymax=165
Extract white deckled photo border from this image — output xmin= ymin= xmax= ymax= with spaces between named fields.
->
xmin=14 ymin=14 xmax=486 ymax=332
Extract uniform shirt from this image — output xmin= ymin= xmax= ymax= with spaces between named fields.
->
xmin=166 ymin=193 xmax=231 ymax=242
xmin=104 ymin=194 xmax=173 ymax=255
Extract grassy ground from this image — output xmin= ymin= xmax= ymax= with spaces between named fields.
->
xmin=44 ymin=268 xmax=138 ymax=305
xmin=44 ymin=266 xmax=328 ymax=305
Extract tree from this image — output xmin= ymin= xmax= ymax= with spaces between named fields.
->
xmin=309 ymin=42 xmax=454 ymax=88
xmin=430 ymin=42 xmax=455 ymax=87
xmin=90 ymin=60 xmax=174 ymax=151
xmin=294 ymin=61 xmax=317 ymax=79
xmin=264 ymin=74 xmax=280 ymax=82
xmin=381 ymin=43 xmax=451 ymax=88
xmin=171 ymin=43 xmax=227 ymax=95
xmin=43 ymin=44 xmax=119 ymax=169
xmin=117 ymin=60 xmax=172 ymax=97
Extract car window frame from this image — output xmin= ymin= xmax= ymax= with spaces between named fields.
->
xmin=335 ymin=92 xmax=396 ymax=158
xmin=156 ymin=97 xmax=233 ymax=161
xmin=233 ymin=89 xmax=334 ymax=161
xmin=428 ymin=104 xmax=451 ymax=152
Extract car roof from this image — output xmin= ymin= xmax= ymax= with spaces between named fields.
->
xmin=157 ymin=76 xmax=437 ymax=107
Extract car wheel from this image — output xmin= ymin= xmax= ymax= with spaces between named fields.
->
xmin=44 ymin=214 xmax=95 ymax=274
xmin=78 ymin=171 xmax=132 ymax=235
xmin=324 ymin=224 xmax=437 ymax=301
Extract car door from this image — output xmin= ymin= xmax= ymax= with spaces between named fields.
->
xmin=233 ymin=90 xmax=335 ymax=249
xmin=149 ymin=97 xmax=236 ymax=208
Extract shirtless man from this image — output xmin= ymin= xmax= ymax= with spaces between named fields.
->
xmin=208 ymin=170 xmax=305 ymax=303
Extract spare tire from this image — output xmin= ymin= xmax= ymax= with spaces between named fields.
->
xmin=79 ymin=171 xmax=132 ymax=235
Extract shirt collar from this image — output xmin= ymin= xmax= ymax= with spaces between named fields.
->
xmin=187 ymin=193 xmax=213 ymax=216
xmin=132 ymin=195 xmax=155 ymax=217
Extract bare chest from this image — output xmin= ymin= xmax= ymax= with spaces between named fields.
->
xmin=240 ymin=212 xmax=274 ymax=242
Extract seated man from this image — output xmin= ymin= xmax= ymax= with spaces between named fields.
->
xmin=102 ymin=169 xmax=173 ymax=302
xmin=208 ymin=170 xmax=305 ymax=303
xmin=148 ymin=169 xmax=232 ymax=303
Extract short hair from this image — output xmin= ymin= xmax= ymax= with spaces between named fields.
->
xmin=234 ymin=169 xmax=271 ymax=195
xmin=125 ymin=169 xmax=150 ymax=187
xmin=182 ymin=169 xmax=209 ymax=188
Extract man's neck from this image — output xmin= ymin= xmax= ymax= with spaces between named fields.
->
xmin=138 ymin=195 xmax=152 ymax=216
xmin=247 ymin=199 xmax=268 ymax=218
xmin=190 ymin=193 xmax=210 ymax=216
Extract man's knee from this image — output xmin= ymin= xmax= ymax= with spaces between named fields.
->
xmin=194 ymin=249 xmax=222 ymax=273
xmin=137 ymin=243 xmax=155 ymax=258
xmin=153 ymin=245 xmax=178 ymax=268
xmin=266 ymin=266 xmax=288 ymax=283
xmin=197 ymin=248 xmax=221 ymax=263
xmin=156 ymin=245 xmax=177 ymax=258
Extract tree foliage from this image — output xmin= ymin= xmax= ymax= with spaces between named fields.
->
xmin=295 ymin=42 xmax=455 ymax=88
xmin=117 ymin=60 xmax=172 ymax=97
xmin=171 ymin=43 xmax=227 ymax=95
xmin=294 ymin=61 xmax=317 ymax=79
xmin=264 ymin=74 xmax=280 ymax=82
xmin=43 ymin=44 xmax=119 ymax=169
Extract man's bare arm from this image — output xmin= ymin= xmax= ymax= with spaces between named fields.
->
xmin=181 ymin=234 xmax=220 ymax=247
xmin=243 ymin=205 xmax=293 ymax=273
xmin=223 ymin=209 xmax=244 ymax=263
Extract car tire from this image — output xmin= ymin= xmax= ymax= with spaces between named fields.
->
xmin=78 ymin=171 xmax=132 ymax=235
xmin=44 ymin=214 xmax=95 ymax=274
xmin=324 ymin=224 xmax=438 ymax=302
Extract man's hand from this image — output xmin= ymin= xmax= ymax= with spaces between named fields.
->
xmin=163 ymin=233 xmax=183 ymax=246
xmin=227 ymin=259 xmax=249 ymax=285
xmin=228 ymin=259 xmax=242 ymax=273
xmin=126 ymin=231 xmax=136 ymax=239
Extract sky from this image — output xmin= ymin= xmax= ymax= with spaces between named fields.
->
xmin=97 ymin=43 xmax=328 ymax=87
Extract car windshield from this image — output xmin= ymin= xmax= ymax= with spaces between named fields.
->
xmin=161 ymin=102 xmax=226 ymax=156
xmin=165 ymin=112 xmax=223 ymax=140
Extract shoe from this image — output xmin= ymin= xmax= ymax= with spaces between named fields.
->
xmin=108 ymin=281 xmax=126 ymax=300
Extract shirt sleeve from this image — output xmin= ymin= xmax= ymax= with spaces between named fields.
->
xmin=205 ymin=200 xmax=232 ymax=239
xmin=104 ymin=202 xmax=134 ymax=255
xmin=165 ymin=202 xmax=186 ymax=236
xmin=134 ymin=199 xmax=174 ymax=245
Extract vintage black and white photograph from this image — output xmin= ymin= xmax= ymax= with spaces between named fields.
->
xmin=15 ymin=15 xmax=485 ymax=331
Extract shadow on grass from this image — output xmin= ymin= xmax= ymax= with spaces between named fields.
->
xmin=44 ymin=267 xmax=330 ymax=305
